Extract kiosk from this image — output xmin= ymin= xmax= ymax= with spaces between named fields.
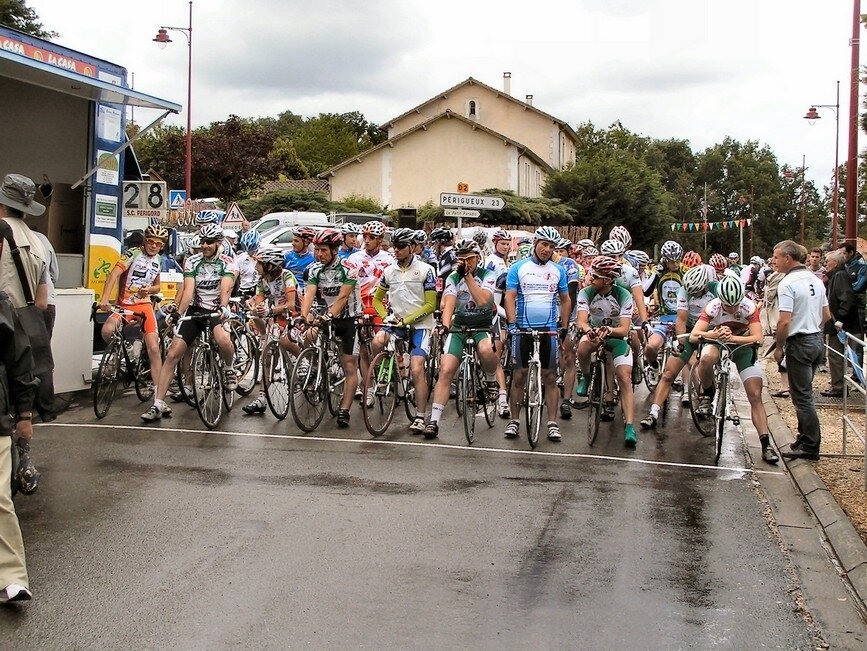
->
xmin=0 ymin=27 xmax=181 ymax=392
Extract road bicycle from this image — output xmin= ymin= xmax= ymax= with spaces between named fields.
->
xmin=361 ymin=326 xmax=417 ymax=437
xmin=642 ymin=321 xmax=676 ymax=392
xmin=453 ymin=327 xmax=496 ymax=445
xmin=259 ymin=315 xmax=296 ymax=420
xmin=425 ymin=311 xmax=444 ymax=389
xmin=584 ymin=333 xmax=618 ymax=447
xmin=687 ymin=338 xmax=751 ymax=465
xmin=289 ymin=318 xmax=346 ymax=432
xmin=512 ymin=329 xmax=557 ymax=449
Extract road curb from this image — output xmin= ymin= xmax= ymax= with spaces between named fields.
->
xmin=763 ymin=393 xmax=867 ymax=614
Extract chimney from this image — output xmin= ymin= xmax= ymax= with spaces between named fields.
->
xmin=525 ymin=94 xmax=533 ymax=106
xmin=503 ymin=71 xmax=511 ymax=96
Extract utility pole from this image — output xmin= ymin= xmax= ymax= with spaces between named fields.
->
xmin=800 ymin=154 xmax=806 ymax=246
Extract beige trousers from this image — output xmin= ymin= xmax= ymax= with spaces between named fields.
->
xmin=0 ymin=437 xmax=28 ymax=589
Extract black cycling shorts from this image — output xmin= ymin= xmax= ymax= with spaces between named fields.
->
xmin=176 ymin=305 xmax=220 ymax=346
xmin=332 ymin=318 xmax=359 ymax=356
xmin=511 ymin=332 xmax=558 ymax=370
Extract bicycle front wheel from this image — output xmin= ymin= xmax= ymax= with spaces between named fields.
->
xmin=192 ymin=344 xmax=224 ymax=429
xmin=325 ymin=341 xmax=345 ymax=417
xmin=478 ymin=364 xmax=496 ymax=427
xmin=262 ymin=342 xmax=291 ymax=420
xmin=525 ymin=362 xmax=542 ymax=449
xmin=93 ymin=339 xmax=122 ymax=419
xmin=713 ymin=375 xmax=728 ymax=465
xmin=363 ymin=351 xmax=398 ymax=437
xmin=290 ymin=347 xmax=327 ymax=433
xmin=233 ymin=330 xmax=259 ymax=397
xmin=134 ymin=346 xmax=155 ymax=402
xmin=461 ymin=360 xmax=476 ymax=445
xmin=687 ymin=364 xmax=715 ymax=438
xmin=587 ymin=361 xmax=603 ymax=446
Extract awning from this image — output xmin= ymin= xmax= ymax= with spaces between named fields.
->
xmin=0 ymin=47 xmax=181 ymax=112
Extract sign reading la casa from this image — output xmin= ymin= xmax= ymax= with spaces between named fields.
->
xmin=1 ymin=36 xmax=96 ymax=76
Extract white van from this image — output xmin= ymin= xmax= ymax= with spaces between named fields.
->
xmin=252 ymin=211 xmax=329 ymax=236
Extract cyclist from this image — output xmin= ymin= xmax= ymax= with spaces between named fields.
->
xmin=234 ymin=229 xmax=261 ymax=299
xmin=484 ymin=228 xmax=513 ymax=417
xmin=242 ymin=245 xmax=300 ymax=415
xmin=371 ymin=228 xmax=437 ymax=433
xmin=683 ymin=251 xmax=702 ymax=269
xmin=709 ymin=253 xmax=728 ymax=280
xmin=142 ymin=223 xmax=239 ymax=422
xmin=504 ymin=225 xmax=571 ymax=442
xmin=282 ymin=226 xmax=316 ymax=296
xmin=554 ymin=237 xmax=582 ymax=419
xmin=689 ymin=274 xmax=779 ymax=464
xmin=429 ymin=227 xmax=457 ymax=292
xmin=338 ymin=222 xmax=362 ymax=259
xmin=726 ymin=252 xmax=743 ymax=277
xmin=575 ymin=255 xmax=637 ymax=447
xmin=99 ymin=223 xmax=168 ymax=391
xmin=472 ymin=228 xmax=490 ymax=255
xmin=644 ymin=240 xmax=685 ymax=372
xmin=412 ymin=230 xmax=438 ymax=267
xmin=744 ymin=255 xmax=764 ymax=294
xmin=602 ymin=237 xmax=648 ymax=384
xmin=515 ymin=235 xmax=532 ymax=261
xmin=423 ymin=239 xmax=499 ymax=439
xmin=221 ymin=229 xmax=238 ymax=257
xmin=302 ymin=228 xmax=363 ymax=428
xmin=640 ymin=264 xmax=718 ymax=429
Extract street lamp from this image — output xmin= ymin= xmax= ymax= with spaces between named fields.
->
xmin=153 ymin=0 xmax=193 ymax=202
xmin=803 ymin=80 xmax=840 ymax=247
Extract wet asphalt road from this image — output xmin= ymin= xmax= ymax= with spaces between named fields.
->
xmin=1 ymin=383 xmax=828 ymax=648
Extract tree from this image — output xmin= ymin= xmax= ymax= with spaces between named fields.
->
xmin=292 ymin=113 xmax=362 ymax=176
xmin=271 ymin=136 xmax=308 ymax=179
xmin=0 ymin=0 xmax=57 ymax=38
xmin=332 ymin=194 xmax=384 ymax=214
xmin=238 ymin=188 xmax=330 ymax=221
xmin=133 ymin=124 xmax=187 ymax=191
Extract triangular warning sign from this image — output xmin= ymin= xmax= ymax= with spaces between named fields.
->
xmin=222 ymin=201 xmax=246 ymax=226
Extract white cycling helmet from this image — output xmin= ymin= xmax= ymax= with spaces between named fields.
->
xmin=341 ymin=222 xmax=363 ymax=235
xmin=682 ymin=265 xmax=710 ymax=296
xmin=533 ymin=225 xmax=561 ymax=244
xmin=660 ymin=240 xmax=684 ymax=261
xmin=255 ymin=245 xmax=285 ymax=267
xmin=582 ymin=244 xmax=599 ymax=257
xmin=718 ymin=275 xmax=745 ymax=306
xmin=576 ymin=238 xmax=594 ymax=249
xmin=222 ymin=228 xmax=238 ymax=241
xmin=198 ymin=223 xmax=223 ymax=240
xmin=750 ymin=255 xmax=764 ymax=266
xmin=609 ymin=225 xmax=632 ymax=249
xmin=600 ymin=239 xmax=626 ymax=256
xmin=627 ymin=249 xmax=651 ymax=266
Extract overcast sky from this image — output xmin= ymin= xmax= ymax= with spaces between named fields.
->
xmin=29 ymin=0 xmax=866 ymax=189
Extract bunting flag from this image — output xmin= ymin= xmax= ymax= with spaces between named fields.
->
xmin=670 ymin=219 xmax=752 ymax=232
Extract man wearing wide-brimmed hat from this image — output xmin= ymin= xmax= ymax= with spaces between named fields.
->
xmin=0 ymin=173 xmax=49 ymax=498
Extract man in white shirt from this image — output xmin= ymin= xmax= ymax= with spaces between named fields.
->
xmin=773 ymin=240 xmax=831 ymax=461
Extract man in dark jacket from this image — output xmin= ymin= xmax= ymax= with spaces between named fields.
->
xmin=823 ymin=252 xmax=862 ymax=396
xmin=0 ymin=289 xmax=37 ymax=603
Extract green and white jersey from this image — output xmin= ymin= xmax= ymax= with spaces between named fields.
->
xmin=183 ymin=253 xmax=238 ymax=311
xmin=576 ymin=284 xmax=634 ymax=328
xmin=257 ymin=268 xmax=298 ymax=308
xmin=307 ymin=258 xmax=361 ymax=319
xmin=443 ymin=267 xmax=497 ymax=328
xmin=676 ymin=280 xmax=719 ymax=328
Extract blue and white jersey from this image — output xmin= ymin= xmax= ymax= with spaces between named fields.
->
xmin=506 ymin=257 xmax=568 ymax=329
xmin=557 ymin=256 xmax=581 ymax=285
xmin=283 ymin=249 xmax=316 ymax=294
xmin=484 ymin=253 xmax=509 ymax=304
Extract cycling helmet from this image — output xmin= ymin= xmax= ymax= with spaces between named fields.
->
xmin=362 ymin=220 xmax=386 ymax=237
xmin=390 ymin=227 xmax=415 ymax=248
xmin=455 ymin=239 xmax=482 ymax=257
xmin=254 ymin=245 xmax=285 ymax=267
xmin=222 ymin=229 xmax=238 ymax=241
xmin=589 ymin=255 xmax=621 ymax=280
xmin=750 ymin=255 xmax=764 ymax=266
xmin=144 ymin=224 xmax=169 ymax=241
xmin=728 ymin=252 xmax=739 ymax=260
xmin=718 ymin=275 xmax=745 ymax=306
xmin=189 ymin=235 xmax=201 ymax=251
xmin=412 ymin=230 xmax=427 ymax=245
xmin=556 ymin=237 xmax=572 ymax=250
xmin=660 ymin=240 xmax=684 ymax=261
xmin=196 ymin=210 xmax=220 ymax=224
xmin=582 ymin=244 xmax=599 ymax=257
xmin=683 ymin=251 xmax=702 ymax=269
xmin=471 ymin=229 xmax=489 ymax=247
xmin=682 ymin=265 xmax=710 ymax=296
xmin=709 ymin=253 xmax=727 ymax=273
xmin=600 ymin=239 xmax=626 ymax=256
xmin=533 ymin=225 xmax=560 ymax=243
xmin=517 ymin=235 xmax=532 ymax=245
xmin=292 ymin=226 xmax=316 ymax=241
xmin=238 ymin=230 xmax=261 ymax=252
xmin=198 ymin=223 xmax=223 ymax=240
xmin=313 ymin=228 xmax=343 ymax=247
xmin=627 ymin=249 xmax=651 ymax=267
xmin=429 ymin=227 xmax=454 ymax=243
xmin=491 ymin=229 xmax=510 ymax=242
xmin=341 ymin=222 xmax=363 ymax=235
xmin=576 ymin=238 xmax=594 ymax=249
xmin=609 ymin=225 xmax=632 ymax=249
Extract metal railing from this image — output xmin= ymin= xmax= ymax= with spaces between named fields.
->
xmin=827 ymin=329 xmax=867 ymax=490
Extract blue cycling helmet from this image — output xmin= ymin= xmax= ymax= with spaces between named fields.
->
xmin=238 ymin=229 xmax=260 ymax=252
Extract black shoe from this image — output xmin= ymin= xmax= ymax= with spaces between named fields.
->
xmin=559 ymin=400 xmax=572 ymax=419
xmin=423 ymin=421 xmax=439 ymax=439
xmin=640 ymin=413 xmax=657 ymax=430
xmin=762 ymin=446 xmax=780 ymax=464
xmin=780 ymin=449 xmax=820 ymax=461
xmin=600 ymin=405 xmax=615 ymax=422
xmin=820 ymin=388 xmax=844 ymax=397
xmin=336 ymin=409 xmax=350 ymax=428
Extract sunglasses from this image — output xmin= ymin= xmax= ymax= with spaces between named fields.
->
xmin=363 ymin=233 xmax=381 ymax=240
xmin=201 ymin=238 xmax=221 ymax=245
xmin=145 ymin=238 xmax=165 ymax=246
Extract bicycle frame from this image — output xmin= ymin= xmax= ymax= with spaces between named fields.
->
xmin=512 ymin=329 xmax=557 ymax=449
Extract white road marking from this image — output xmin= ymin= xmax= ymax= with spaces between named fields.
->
xmin=39 ymin=422 xmax=784 ymax=476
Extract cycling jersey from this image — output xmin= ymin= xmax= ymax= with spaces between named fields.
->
xmin=443 ymin=267 xmax=497 ymax=328
xmin=115 ymin=248 xmax=161 ymax=305
xmin=345 ymin=248 xmax=395 ymax=312
xmin=576 ymin=284 xmax=634 ymax=327
xmin=379 ymin=255 xmax=437 ymax=328
xmin=655 ymin=268 xmax=684 ymax=317
xmin=506 ymin=257 xmax=568 ymax=329
xmin=556 ymin=256 xmax=581 ymax=285
xmin=234 ymin=251 xmax=259 ymax=294
xmin=420 ymin=247 xmax=438 ymax=267
xmin=307 ymin=258 xmax=361 ymax=319
xmin=676 ymin=281 xmax=719 ymax=328
xmin=183 ymin=253 xmax=238 ymax=311
xmin=484 ymin=253 xmax=509 ymax=304
xmin=616 ymin=263 xmax=642 ymax=291
xmin=337 ymin=245 xmax=359 ymax=260
xmin=698 ymin=297 xmax=759 ymax=335
xmin=283 ymin=249 xmax=316 ymax=293
xmin=437 ymin=248 xmax=457 ymax=290
xmin=257 ymin=268 xmax=298 ymax=309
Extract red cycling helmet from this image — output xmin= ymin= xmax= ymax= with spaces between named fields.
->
xmin=313 ymin=228 xmax=342 ymax=247
xmin=683 ymin=251 xmax=702 ymax=269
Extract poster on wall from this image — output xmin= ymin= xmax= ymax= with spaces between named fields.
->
xmin=94 ymin=194 xmax=118 ymax=229
xmin=95 ymin=150 xmax=120 ymax=185
xmin=97 ymin=105 xmax=121 ymax=142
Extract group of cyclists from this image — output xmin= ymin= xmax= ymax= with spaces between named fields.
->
xmin=99 ymin=211 xmax=780 ymax=464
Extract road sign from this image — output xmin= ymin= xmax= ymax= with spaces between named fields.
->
xmin=457 ymin=182 xmax=469 ymax=193
xmin=169 ymin=189 xmax=187 ymax=209
xmin=123 ymin=181 xmax=168 ymax=223
xmin=444 ymin=208 xmax=480 ymax=219
xmin=439 ymin=192 xmax=505 ymax=211
xmin=222 ymin=201 xmax=246 ymax=226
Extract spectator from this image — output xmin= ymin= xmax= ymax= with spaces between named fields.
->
xmin=0 ymin=289 xmax=37 ymax=604
xmin=822 ymin=252 xmax=862 ymax=397
xmin=774 ymin=240 xmax=831 ymax=461
xmin=838 ymin=242 xmax=867 ymax=328
xmin=762 ymin=257 xmax=790 ymax=398
xmin=29 ymin=229 xmax=58 ymax=421
xmin=807 ymin=247 xmax=827 ymax=284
